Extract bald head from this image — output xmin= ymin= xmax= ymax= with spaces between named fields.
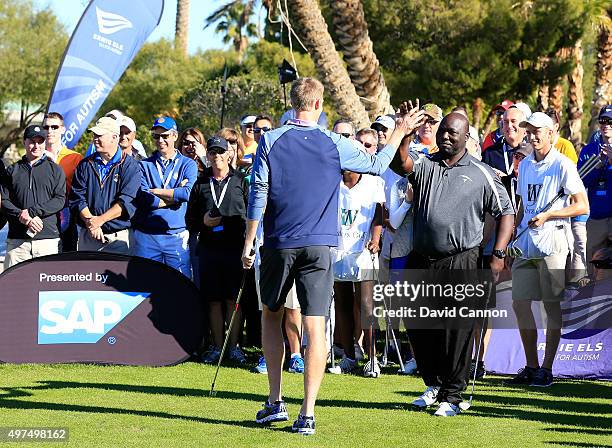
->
xmin=436 ymin=113 xmax=469 ymax=156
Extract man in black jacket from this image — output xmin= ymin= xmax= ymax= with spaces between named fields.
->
xmin=0 ymin=125 xmax=65 ymax=269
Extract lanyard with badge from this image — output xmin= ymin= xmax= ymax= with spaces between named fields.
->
xmin=156 ymin=156 xmax=178 ymax=189
xmin=595 ymin=143 xmax=610 ymax=198
xmin=503 ymin=142 xmax=518 ymax=211
xmin=210 ymin=177 xmax=230 ymax=232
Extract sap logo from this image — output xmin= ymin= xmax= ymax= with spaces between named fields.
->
xmin=38 ymin=291 xmax=149 ymax=344
xmin=96 ymin=7 xmax=133 ymax=35
xmin=460 ymin=175 xmax=472 ymax=183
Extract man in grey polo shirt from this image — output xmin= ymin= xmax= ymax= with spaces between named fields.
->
xmin=392 ymin=112 xmax=515 ymax=416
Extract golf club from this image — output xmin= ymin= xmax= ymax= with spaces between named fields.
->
xmin=328 ymin=292 xmax=342 ymax=374
xmin=458 ymin=315 xmax=487 ymax=411
xmin=209 ymin=247 xmax=255 ymax=397
xmin=370 ymin=252 xmax=408 ymax=374
xmin=507 ymin=153 xmax=605 ymax=258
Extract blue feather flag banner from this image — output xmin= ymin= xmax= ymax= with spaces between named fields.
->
xmin=47 ymin=0 xmax=164 ymax=148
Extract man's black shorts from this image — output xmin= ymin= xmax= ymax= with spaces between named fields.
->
xmin=260 ymin=246 xmax=333 ymax=316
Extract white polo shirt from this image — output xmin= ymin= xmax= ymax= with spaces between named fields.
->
xmin=516 ymin=147 xmax=585 ymax=233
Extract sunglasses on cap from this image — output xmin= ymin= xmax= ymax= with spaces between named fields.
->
xmin=254 ymin=127 xmax=271 ymax=134
xmin=208 ymin=147 xmax=227 ymax=155
xmin=599 ymin=119 xmax=612 ymax=126
xmin=152 ymin=132 xmax=174 ymax=140
xmin=43 ymin=125 xmax=61 ymax=131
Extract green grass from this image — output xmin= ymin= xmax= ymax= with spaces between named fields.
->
xmin=0 ymin=362 xmax=610 ymax=448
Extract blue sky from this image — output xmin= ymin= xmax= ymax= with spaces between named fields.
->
xmin=32 ymin=0 xmax=227 ymax=54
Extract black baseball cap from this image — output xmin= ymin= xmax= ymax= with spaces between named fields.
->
xmin=24 ymin=125 xmax=46 ymax=140
xmin=207 ymin=136 xmax=228 ymax=152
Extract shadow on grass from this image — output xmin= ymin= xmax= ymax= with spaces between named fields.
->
xmin=542 ymin=428 xmax=612 ymax=437
xmin=482 ymin=377 xmax=612 ymax=400
xmin=544 ymin=442 xmax=612 ymax=448
xmin=394 ymin=379 xmax=612 ymax=431
xmin=0 ymin=381 xmax=406 ymax=411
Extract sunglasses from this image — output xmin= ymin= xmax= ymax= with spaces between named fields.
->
xmin=423 ymin=119 xmax=438 ymax=126
xmin=182 ymin=140 xmax=198 ymax=146
xmin=208 ymin=147 xmax=227 ymax=155
xmin=226 ymin=139 xmax=237 ymax=145
xmin=152 ymin=132 xmax=173 ymax=140
xmin=372 ymin=126 xmax=388 ymax=133
xmin=340 ymin=132 xmax=353 ymax=138
xmin=254 ymin=127 xmax=271 ymax=134
xmin=43 ymin=125 xmax=61 ymax=130
xmin=599 ymin=119 xmax=612 ymax=126
xmin=362 ymin=142 xmax=374 ymax=149
xmin=244 ymin=124 xmax=254 ymax=130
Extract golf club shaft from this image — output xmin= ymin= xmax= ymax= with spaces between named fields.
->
xmin=210 ymin=246 xmax=255 ymax=396
xmin=209 ymin=269 xmax=248 ymax=395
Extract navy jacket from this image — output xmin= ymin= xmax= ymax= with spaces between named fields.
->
xmin=69 ymin=151 xmax=141 ymax=233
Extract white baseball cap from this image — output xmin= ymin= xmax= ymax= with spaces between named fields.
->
xmin=118 ymin=116 xmax=136 ymax=132
xmin=511 ymin=102 xmax=532 ymax=120
xmin=240 ymin=115 xmax=256 ymax=126
xmin=519 ymin=112 xmax=554 ymax=130
xmin=371 ymin=115 xmax=396 ymax=131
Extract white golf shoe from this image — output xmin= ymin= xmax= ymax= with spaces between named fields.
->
xmin=411 ymin=386 xmax=440 ymax=409
xmin=434 ymin=401 xmax=461 ymax=417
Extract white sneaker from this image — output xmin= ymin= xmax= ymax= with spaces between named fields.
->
xmin=354 ymin=343 xmax=365 ymax=362
xmin=337 ymin=356 xmax=357 ymax=374
xmin=411 ymin=386 xmax=440 ymax=409
xmin=401 ymin=358 xmax=418 ymax=375
xmin=434 ymin=401 xmax=461 ymax=417
xmin=363 ymin=358 xmax=381 ymax=378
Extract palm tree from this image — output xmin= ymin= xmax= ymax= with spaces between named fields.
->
xmin=288 ymin=0 xmax=370 ymax=128
xmin=175 ymin=0 xmax=190 ymax=57
xmin=566 ymin=40 xmax=584 ymax=147
xmin=329 ymin=0 xmax=391 ymax=120
xmin=204 ymin=0 xmax=258 ymax=62
xmin=589 ymin=5 xmax=612 ymax=136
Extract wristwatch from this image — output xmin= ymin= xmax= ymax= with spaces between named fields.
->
xmin=492 ymin=249 xmax=506 ymax=259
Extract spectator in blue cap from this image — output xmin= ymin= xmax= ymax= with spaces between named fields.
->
xmin=132 ymin=116 xmax=198 ymax=277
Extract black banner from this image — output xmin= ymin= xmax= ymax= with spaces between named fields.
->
xmin=0 ymin=252 xmax=204 ymax=366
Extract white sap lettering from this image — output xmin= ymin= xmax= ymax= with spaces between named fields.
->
xmin=93 ymin=301 xmax=121 ymax=333
xmin=40 ymin=300 xmax=67 ymax=334
xmin=66 ymin=300 xmax=95 ymax=333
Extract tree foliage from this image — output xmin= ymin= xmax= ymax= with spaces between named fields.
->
xmin=100 ymin=40 xmax=210 ymax=126
xmin=361 ymin=0 xmax=590 ymax=111
xmin=0 ymin=0 xmax=67 ymax=152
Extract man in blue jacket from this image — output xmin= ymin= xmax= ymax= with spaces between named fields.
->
xmin=132 ymin=117 xmax=197 ymax=278
xmin=241 ymin=77 xmax=425 ymax=434
xmin=578 ymin=105 xmax=612 ymax=275
xmin=70 ymin=117 xmax=141 ymax=255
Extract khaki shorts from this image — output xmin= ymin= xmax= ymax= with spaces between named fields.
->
xmin=512 ymin=228 xmax=569 ymax=302
xmin=4 ymin=238 xmax=60 ymax=269
xmin=77 ymin=227 xmax=132 ymax=255
xmin=255 ymin=264 xmax=300 ymax=311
